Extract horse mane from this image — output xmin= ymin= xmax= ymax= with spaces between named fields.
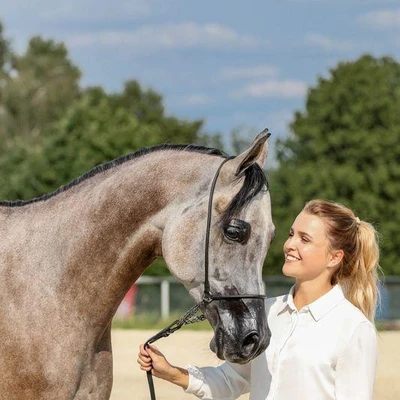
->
xmin=0 ymin=144 xmax=225 ymax=207
xmin=0 ymin=144 xmax=269 ymax=222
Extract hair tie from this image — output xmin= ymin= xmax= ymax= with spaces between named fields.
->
xmin=355 ymin=216 xmax=361 ymax=227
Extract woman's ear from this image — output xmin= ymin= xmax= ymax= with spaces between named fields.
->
xmin=328 ymin=249 xmax=344 ymax=270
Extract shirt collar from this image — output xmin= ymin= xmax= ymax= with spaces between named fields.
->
xmin=279 ymin=284 xmax=345 ymax=321
xmin=278 ymin=285 xmax=297 ymax=314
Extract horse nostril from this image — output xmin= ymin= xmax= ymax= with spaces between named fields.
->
xmin=242 ymin=332 xmax=259 ymax=349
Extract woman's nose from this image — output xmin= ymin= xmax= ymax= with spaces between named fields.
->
xmin=284 ymin=237 xmax=296 ymax=251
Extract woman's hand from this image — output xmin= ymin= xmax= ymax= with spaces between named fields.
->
xmin=137 ymin=344 xmax=189 ymax=389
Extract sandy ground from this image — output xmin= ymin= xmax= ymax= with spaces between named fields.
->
xmin=110 ymin=329 xmax=400 ymax=400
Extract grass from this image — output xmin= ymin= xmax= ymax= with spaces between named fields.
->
xmin=112 ymin=312 xmax=212 ymax=330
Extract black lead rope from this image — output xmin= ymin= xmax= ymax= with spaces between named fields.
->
xmin=143 ymin=156 xmax=266 ymax=400
xmin=144 ymin=303 xmax=206 ymax=400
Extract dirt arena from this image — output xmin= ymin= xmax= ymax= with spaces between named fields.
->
xmin=110 ymin=329 xmax=400 ymax=400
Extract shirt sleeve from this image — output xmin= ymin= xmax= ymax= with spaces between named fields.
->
xmin=335 ymin=321 xmax=378 ymax=400
xmin=184 ymin=361 xmax=251 ymax=400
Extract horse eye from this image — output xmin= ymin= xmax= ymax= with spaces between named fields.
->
xmin=223 ymin=219 xmax=251 ymax=243
xmin=225 ymin=226 xmax=241 ymax=240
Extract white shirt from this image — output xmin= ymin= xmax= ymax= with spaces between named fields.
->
xmin=185 ymin=285 xmax=378 ymax=400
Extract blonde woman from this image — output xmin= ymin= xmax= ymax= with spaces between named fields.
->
xmin=138 ymin=199 xmax=380 ymax=400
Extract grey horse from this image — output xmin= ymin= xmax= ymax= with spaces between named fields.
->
xmin=0 ymin=131 xmax=275 ymax=399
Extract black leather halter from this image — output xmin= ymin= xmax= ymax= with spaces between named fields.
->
xmin=144 ymin=156 xmax=266 ymax=400
xmin=202 ymin=156 xmax=267 ymax=302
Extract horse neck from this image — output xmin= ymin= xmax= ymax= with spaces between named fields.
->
xmin=39 ymin=150 xmax=221 ymax=326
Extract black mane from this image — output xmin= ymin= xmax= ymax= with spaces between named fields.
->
xmin=0 ymin=144 xmax=225 ymax=208
xmin=0 ymin=143 xmax=269 ymax=219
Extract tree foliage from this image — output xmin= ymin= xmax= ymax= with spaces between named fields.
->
xmin=0 ymin=22 xmax=11 ymax=72
xmin=0 ymin=36 xmax=81 ymax=153
xmin=0 ymin=28 xmax=205 ymax=202
xmin=267 ymin=55 xmax=400 ymax=275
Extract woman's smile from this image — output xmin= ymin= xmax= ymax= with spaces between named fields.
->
xmin=285 ymin=254 xmax=301 ymax=262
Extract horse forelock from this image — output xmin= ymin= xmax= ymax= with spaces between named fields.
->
xmin=220 ymin=163 xmax=269 ymax=226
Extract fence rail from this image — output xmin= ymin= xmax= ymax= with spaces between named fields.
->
xmin=115 ymin=276 xmax=400 ymax=321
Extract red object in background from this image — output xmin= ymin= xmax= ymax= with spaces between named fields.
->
xmin=115 ymin=285 xmax=137 ymax=319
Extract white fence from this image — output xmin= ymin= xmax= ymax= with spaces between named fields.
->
xmin=115 ymin=276 xmax=400 ymax=321
xmin=115 ymin=276 xmax=292 ymax=320
xmin=115 ymin=276 xmax=177 ymax=319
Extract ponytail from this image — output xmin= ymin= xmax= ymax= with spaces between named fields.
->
xmin=304 ymin=200 xmax=381 ymax=322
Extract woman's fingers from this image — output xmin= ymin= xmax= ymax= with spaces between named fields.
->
xmin=137 ymin=353 xmax=153 ymax=372
xmin=137 ymin=344 xmax=153 ymax=371
xmin=137 ymin=344 xmax=174 ymax=378
xmin=139 ymin=344 xmax=150 ymax=356
xmin=137 ymin=344 xmax=164 ymax=370
xmin=137 ymin=343 xmax=188 ymax=387
xmin=137 ymin=354 xmax=151 ymax=365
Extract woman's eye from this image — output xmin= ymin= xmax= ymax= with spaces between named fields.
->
xmin=223 ymin=219 xmax=251 ymax=243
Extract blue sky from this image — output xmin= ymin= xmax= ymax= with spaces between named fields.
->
xmin=1 ymin=0 xmax=400 ymax=155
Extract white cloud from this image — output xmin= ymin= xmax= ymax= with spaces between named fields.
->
xmin=232 ymin=80 xmax=308 ymax=99
xmin=221 ymin=65 xmax=279 ymax=80
xmin=357 ymin=9 xmax=400 ymax=29
xmin=66 ymin=23 xmax=261 ymax=52
xmin=304 ymin=33 xmax=357 ymax=52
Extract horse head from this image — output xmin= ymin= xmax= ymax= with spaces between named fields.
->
xmin=162 ymin=131 xmax=274 ymax=364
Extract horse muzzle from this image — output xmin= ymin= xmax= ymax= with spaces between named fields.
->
xmin=205 ymin=298 xmax=270 ymax=364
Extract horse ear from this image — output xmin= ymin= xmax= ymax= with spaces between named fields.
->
xmin=231 ymin=128 xmax=270 ymax=176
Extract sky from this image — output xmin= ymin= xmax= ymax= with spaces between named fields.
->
xmin=1 ymin=0 xmax=400 ymax=156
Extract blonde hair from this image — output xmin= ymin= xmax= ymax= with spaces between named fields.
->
xmin=303 ymin=199 xmax=381 ymax=322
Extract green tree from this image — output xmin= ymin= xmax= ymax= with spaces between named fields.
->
xmin=109 ymin=80 xmax=164 ymax=124
xmin=0 ymin=26 xmax=206 ymax=203
xmin=0 ymin=21 xmax=13 ymax=153
xmin=266 ymin=55 xmax=400 ymax=275
xmin=0 ymin=36 xmax=81 ymax=153
xmin=0 ymin=21 xmax=11 ymax=72
xmin=0 ymin=86 xmax=204 ymax=200
xmin=108 ymin=79 xmax=204 ymax=144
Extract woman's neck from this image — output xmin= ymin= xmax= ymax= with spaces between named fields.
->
xmin=293 ymin=280 xmax=333 ymax=310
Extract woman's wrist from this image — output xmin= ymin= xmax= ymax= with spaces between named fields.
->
xmin=169 ymin=365 xmax=189 ymax=389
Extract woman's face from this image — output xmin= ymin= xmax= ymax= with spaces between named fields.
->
xmin=282 ymin=211 xmax=336 ymax=283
